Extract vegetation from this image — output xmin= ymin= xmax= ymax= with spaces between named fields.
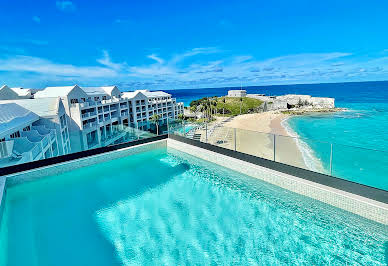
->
xmin=189 ymin=96 xmax=263 ymax=117
xmin=150 ymin=114 xmax=160 ymax=135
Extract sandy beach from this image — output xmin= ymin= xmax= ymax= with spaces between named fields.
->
xmin=197 ymin=112 xmax=308 ymax=170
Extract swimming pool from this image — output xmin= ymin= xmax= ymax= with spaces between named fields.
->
xmin=0 ymin=147 xmax=387 ymax=265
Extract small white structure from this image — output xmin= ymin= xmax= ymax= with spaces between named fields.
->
xmin=228 ymin=90 xmax=247 ymax=98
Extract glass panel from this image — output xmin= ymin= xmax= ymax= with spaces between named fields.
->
xmin=236 ymin=128 xmax=274 ymax=160
xmin=0 ymin=124 xmax=156 ymax=168
xmin=275 ymin=134 xmax=310 ymax=170
xmin=207 ymin=126 xmax=234 ymax=150
xmin=332 ymin=144 xmax=388 ymax=190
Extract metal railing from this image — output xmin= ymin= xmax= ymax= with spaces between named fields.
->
xmin=167 ymin=120 xmax=388 ymax=191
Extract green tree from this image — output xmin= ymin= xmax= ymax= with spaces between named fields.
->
xmin=177 ymin=113 xmax=185 ymax=120
xmin=150 ymin=114 xmax=160 ymax=135
xmin=222 ymin=97 xmax=226 ymax=116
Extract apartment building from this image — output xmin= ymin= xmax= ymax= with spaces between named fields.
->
xmin=0 ymin=97 xmax=71 ymax=156
xmin=34 ymin=85 xmax=184 ymax=152
xmin=0 ymin=103 xmax=61 ymax=167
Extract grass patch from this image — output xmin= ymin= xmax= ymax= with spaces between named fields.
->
xmin=215 ymin=97 xmax=263 ymax=116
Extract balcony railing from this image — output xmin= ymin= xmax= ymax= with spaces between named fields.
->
xmin=168 ymin=120 xmax=388 ymax=191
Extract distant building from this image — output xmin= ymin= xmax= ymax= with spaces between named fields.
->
xmin=0 ymin=98 xmax=71 ymax=156
xmin=0 ymin=103 xmax=60 ymax=167
xmin=34 ymin=85 xmax=184 ymax=152
xmin=228 ymin=90 xmax=247 ymax=98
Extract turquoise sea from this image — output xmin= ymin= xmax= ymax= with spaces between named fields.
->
xmin=165 ymin=81 xmax=388 ymax=189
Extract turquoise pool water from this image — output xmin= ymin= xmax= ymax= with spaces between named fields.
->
xmin=1 ymin=148 xmax=387 ymax=265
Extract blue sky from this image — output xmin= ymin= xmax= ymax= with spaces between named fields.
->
xmin=1 ymin=0 xmax=388 ymax=89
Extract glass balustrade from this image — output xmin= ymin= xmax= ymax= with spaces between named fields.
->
xmin=167 ymin=120 xmax=388 ymax=190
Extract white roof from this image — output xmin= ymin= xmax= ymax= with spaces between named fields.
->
xmin=10 ymin=87 xmax=32 ymax=96
xmin=0 ymin=103 xmax=39 ymax=136
xmin=228 ymin=90 xmax=246 ymax=92
xmin=138 ymin=90 xmax=171 ymax=98
xmin=81 ymin=86 xmax=118 ymax=96
xmin=0 ymin=85 xmax=9 ymax=91
xmin=34 ymin=85 xmax=78 ymax=98
xmin=0 ymin=98 xmax=61 ymax=117
xmin=121 ymin=91 xmax=137 ymax=99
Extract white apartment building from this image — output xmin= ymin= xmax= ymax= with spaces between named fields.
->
xmin=0 ymin=97 xmax=71 ymax=156
xmin=34 ymin=85 xmax=184 ymax=152
xmin=0 ymin=103 xmax=61 ymax=167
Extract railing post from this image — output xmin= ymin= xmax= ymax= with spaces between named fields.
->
xmin=205 ymin=123 xmax=208 ymax=143
xmin=330 ymin=143 xmax=333 ymax=175
xmin=273 ymin=134 xmax=276 ymax=161
xmin=234 ymin=128 xmax=237 ymax=151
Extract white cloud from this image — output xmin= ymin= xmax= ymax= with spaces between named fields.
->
xmin=2 ymin=47 xmax=388 ymax=89
xmin=32 ymin=16 xmax=41 ymax=23
xmin=0 ymin=55 xmax=117 ymax=78
xmin=147 ymin=54 xmax=164 ymax=64
xmin=97 ymin=50 xmax=125 ymax=71
xmin=56 ymin=1 xmax=75 ymax=12
xmin=170 ymin=47 xmax=221 ymax=64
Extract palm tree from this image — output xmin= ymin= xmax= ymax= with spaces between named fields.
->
xmin=150 ymin=114 xmax=160 ymax=135
xmin=239 ymin=97 xmax=243 ymax=115
xmin=212 ymin=98 xmax=217 ymax=116
xmin=222 ymin=97 xmax=226 ymax=116
xmin=177 ymin=113 xmax=184 ymax=121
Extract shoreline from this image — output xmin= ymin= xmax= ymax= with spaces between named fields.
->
xmin=203 ymin=111 xmax=329 ymax=171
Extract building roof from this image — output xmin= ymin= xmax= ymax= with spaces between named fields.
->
xmin=0 ymin=98 xmax=61 ymax=117
xmin=34 ymin=85 xmax=79 ymax=98
xmin=81 ymin=86 xmax=118 ymax=96
xmin=0 ymin=103 xmax=39 ymax=136
xmin=0 ymin=85 xmax=20 ymax=100
xmin=138 ymin=90 xmax=171 ymax=98
xmin=10 ymin=87 xmax=32 ymax=97
xmin=121 ymin=91 xmax=137 ymax=99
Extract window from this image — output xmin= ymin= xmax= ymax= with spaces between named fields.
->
xmin=10 ymin=131 xmax=20 ymax=139
xmin=70 ymin=99 xmax=78 ymax=104
xmin=22 ymin=126 xmax=30 ymax=131
xmin=81 ymin=98 xmax=86 ymax=102
xmin=94 ymin=97 xmax=100 ymax=101
xmin=102 ymin=96 xmax=107 ymax=100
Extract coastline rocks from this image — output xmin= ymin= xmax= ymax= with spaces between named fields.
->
xmin=249 ymin=94 xmax=335 ymax=111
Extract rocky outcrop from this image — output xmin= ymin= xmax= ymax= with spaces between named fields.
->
xmin=248 ymin=94 xmax=335 ymax=110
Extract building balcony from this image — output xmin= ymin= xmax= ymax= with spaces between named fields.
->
xmin=79 ymin=101 xmax=97 ymax=109
xmin=83 ymin=122 xmax=97 ymax=129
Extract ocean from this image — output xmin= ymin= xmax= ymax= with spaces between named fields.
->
xmin=165 ymin=81 xmax=388 ymax=190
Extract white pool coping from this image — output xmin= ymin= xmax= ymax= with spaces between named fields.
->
xmin=167 ymin=138 xmax=388 ymax=225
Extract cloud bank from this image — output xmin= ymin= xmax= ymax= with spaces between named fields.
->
xmin=0 ymin=47 xmax=387 ymax=89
